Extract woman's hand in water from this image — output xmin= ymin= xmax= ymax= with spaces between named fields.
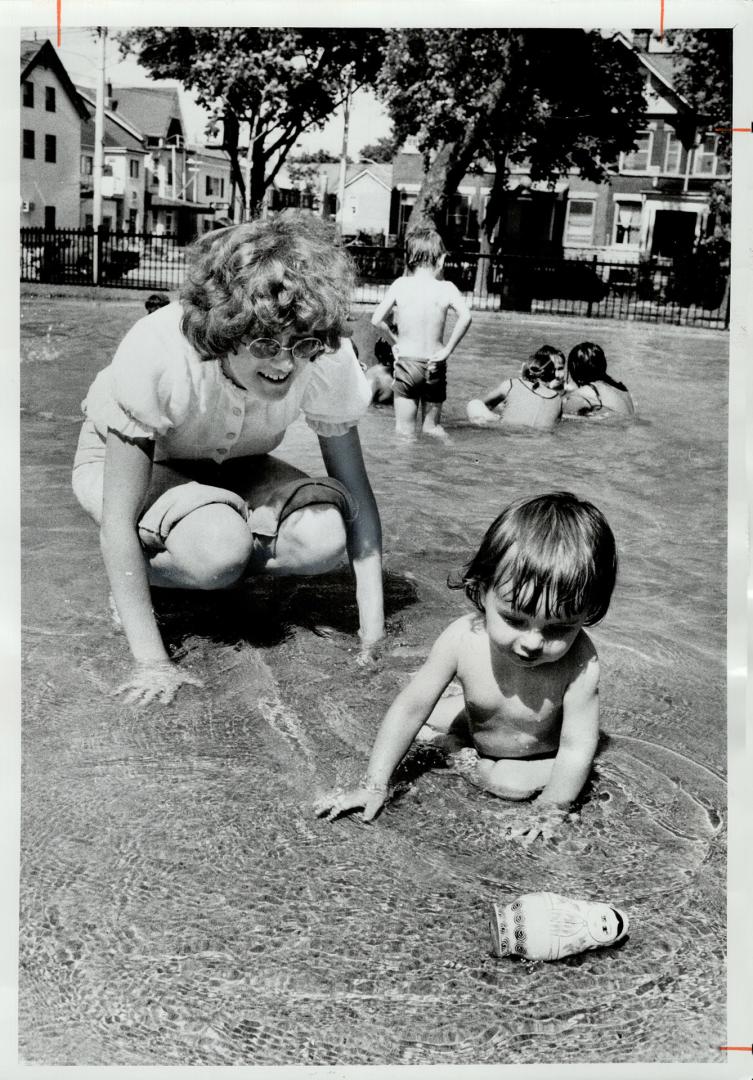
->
xmin=113 ymin=660 xmax=204 ymax=707
xmin=499 ymin=801 xmax=579 ymax=846
xmin=313 ymin=780 xmax=389 ymax=823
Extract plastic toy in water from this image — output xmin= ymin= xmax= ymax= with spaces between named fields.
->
xmin=489 ymin=891 xmax=629 ymax=961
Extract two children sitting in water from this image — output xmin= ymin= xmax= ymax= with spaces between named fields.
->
xmin=467 ymin=341 xmax=634 ymax=430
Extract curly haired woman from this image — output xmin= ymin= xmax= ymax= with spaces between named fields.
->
xmin=72 ymin=214 xmax=384 ymax=705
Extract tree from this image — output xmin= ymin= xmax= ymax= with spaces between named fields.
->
xmin=667 ymin=30 xmax=732 ymax=162
xmin=377 ymin=29 xmax=646 ymax=245
xmin=116 ymin=28 xmax=385 ymax=218
xmin=358 ymin=134 xmax=397 ymax=163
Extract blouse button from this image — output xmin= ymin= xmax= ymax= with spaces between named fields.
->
xmin=225 ymin=432 xmax=236 ymax=439
xmin=217 ymin=448 xmax=227 ymax=455
xmin=232 ymin=407 xmax=242 ymax=417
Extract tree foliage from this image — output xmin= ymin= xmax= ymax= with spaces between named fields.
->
xmin=358 ymin=134 xmax=397 ymax=163
xmin=667 ymin=30 xmax=732 ymax=161
xmin=377 ymin=29 xmax=647 ymax=238
xmin=116 ymin=27 xmax=385 ymax=217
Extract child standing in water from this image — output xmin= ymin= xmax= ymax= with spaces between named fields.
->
xmin=467 ymin=346 xmax=565 ymax=430
xmin=371 ymin=227 xmax=472 ymax=442
xmin=316 ymin=492 xmax=617 ymax=843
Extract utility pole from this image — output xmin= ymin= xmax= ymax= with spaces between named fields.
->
xmin=336 ymin=69 xmax=352 ymax=236
xmin=92 ymin=26 xmax=107 ymax=284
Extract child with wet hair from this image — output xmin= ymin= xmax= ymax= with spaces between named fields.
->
xmin=467 ymin=345 xmax=565 ymax=430
xmin=563 ymin=341 xmax=635 ymax=418
xmin=316 ymin=491 xmax=617 ymax=844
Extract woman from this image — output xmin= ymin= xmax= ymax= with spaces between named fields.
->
xmin=72 ymin=214 xmax=384 ymax=705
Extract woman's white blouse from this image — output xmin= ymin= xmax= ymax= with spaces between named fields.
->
xmin=81 ymin=301 xmax=371 ymax=463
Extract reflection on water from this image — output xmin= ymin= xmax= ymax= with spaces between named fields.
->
xmin=21 ymin=305 xmax=727 ymax=1064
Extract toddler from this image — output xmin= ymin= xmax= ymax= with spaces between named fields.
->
xmin=315 ymin=492 xmax=617 ymax=842
xmin=371 ymin=227 xmax=472 ymax=441
xmin=467 ymin=346 xmax=565 ymax=431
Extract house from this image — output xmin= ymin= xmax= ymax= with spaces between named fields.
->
xmin=76 ymin=86 xmax=148 ymax=232
xmin=96 ymin=86 xmax=212 ymax=242
xmin=269 ymin=160 xmax=393 ymax=241
xmin=20 ymin=39 xmax=90 ymax=228
xmin=556 ymin=31 xmax=729 ymax=263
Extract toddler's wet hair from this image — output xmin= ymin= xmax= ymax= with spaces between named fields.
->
xmin=452 ymin=491 xmax=617 ymax=625
xmin=405 ymin=227 xmax=446 ymax=270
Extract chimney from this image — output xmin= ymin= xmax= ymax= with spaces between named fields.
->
xmin=632 ymin=29 xmax=652 ymax=52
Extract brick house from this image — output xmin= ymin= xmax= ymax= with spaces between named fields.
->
xmin=20 ymin=39 xmax=90 ymax=228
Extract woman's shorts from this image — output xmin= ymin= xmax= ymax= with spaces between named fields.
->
xmin=71 ymin=420 xmax=356 ymax=559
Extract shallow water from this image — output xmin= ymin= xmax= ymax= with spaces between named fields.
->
xmin=20 ymin=300 xmax=726 ymax=1064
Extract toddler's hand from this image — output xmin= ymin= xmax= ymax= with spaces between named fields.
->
xmin=313 ymin=781 xmax=388 ymax=823
xmin=113 ymin=661 xmax=204 ymax=707
xmin=500 ymin=802 xmax=579 ymax=846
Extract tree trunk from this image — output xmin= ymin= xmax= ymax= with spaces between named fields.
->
xmin=473 ymin=150 xmax=508 ymax=296
xmin=222 ymin=110 xmax=246 ymax=222
xmin=409 ymin=140 xmax=477 ymax=238
xmin=248 ymin=135 xmax=267 ymax=220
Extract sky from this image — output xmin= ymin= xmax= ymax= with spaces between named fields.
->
xmin=24 ymin=25 xmax=392 ymax=155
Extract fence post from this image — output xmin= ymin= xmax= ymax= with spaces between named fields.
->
xmin=586 ymin=255 xmax=597 ymax=318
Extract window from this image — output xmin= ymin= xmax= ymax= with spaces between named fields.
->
xmin=128 ymin=208 xmax=138 ymax=232
xmin=44 ymin=205 xmax=56 ymax=230
xmin=166 ymin=163 xmax=173 ymax=186
xmin=694 ymin=134 xmax=718 ymax=175
xmin=151 ymin=169 xmax=159 ymax=186
xmin=45 ymin=86 xmax=56 ymax=112
xmin=22 ymin=82 xmax=34 ymax=107
xmin=622 ymin=131 xmax=652 ymax=172
xmin=22 ymin=129 xmax=35 ymax=159
xmin=444 ymin=193 xmax=478 ymax=241
xmin=129 ymin=159 xmax=140 ymax=178
xmin=81 ymin=154 xmax=93 ymax=176
xmin=613 ymin=201 xmax=642 ymax=246
xmin=664 ymin=131 xmax=683 ymax=174
xmin=44 ymin=134 xmax=56 ymax=163
xmin=205 ymin=174 xmax=226 ymax=198
xmin=398 ymin=191 xmax=416 ymax=237
xmin=564 ymin=198 xmax=596 ymax=246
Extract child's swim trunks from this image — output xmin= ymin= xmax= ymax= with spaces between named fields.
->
xmin=392 ymin=357 xmax=447 ymax=404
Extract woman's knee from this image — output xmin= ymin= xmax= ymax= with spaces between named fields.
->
xmin=164 ymin=504 xmax=254 ymax=588
xmin=272 ymin=504 xmax=347 ymax=574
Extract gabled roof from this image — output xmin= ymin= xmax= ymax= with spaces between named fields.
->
xmin=20 ymin=38 xmax=89 ymax=119
xmin=610 ymin=31 xmax=692 ymax=112
xmin=76 ymin=86 xmax=145 ymax=146
xmin=105 ymin=86 xmax=184 ymax=140
xmin=80 ymin=112 xmax=146 ymax=153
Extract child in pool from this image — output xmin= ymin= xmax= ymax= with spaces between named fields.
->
xmin=371 ymin=227 xmax=472 ymax=441
xmin=315 ymin=491 xmax=617 ymax=843
xmin=563 ymin=341 xmax=635 ymax=418
xmin=467 ymin=346 xmax=565 ymax=431
xmin=364 ymin=337 xmax=396 ymax=406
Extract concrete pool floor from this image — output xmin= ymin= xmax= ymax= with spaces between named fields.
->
xmin=19 ymin=296 xmax=728 ymax=1065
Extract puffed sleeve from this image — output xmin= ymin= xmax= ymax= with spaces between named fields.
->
xmin=81 ymin=307 xmax=192 ymax=439
xmin=302 ymin=338 xmax=372 ymax=437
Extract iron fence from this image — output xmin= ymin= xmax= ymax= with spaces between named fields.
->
xmin=21 ymin=229 xmax=729 ymax=329
xmin=20 ymin=227 xmax=187 ymax=291
xmin=348 ymin=246 xmax=730 ymax=329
